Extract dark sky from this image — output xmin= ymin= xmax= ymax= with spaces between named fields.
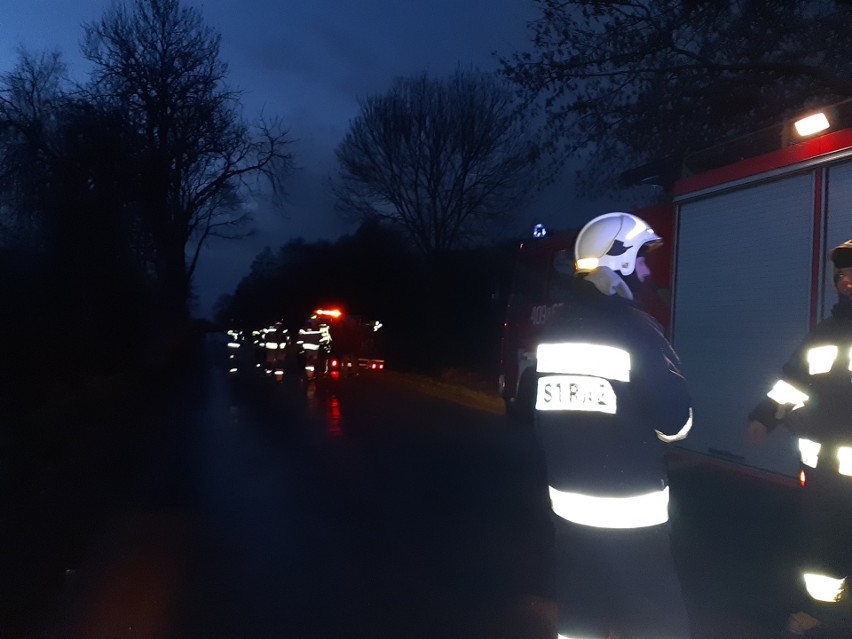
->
xmin=1 ymin=0 xmax=623 ymax=317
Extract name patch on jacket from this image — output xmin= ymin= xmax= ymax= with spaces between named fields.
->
xmin=536 ymin=374 xmax=617 ymax=413
xmin=535 ymin=342 xmax=630 ymax=414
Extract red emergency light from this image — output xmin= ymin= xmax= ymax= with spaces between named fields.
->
xmin=315 ymin=308 xmax=342 ymax=318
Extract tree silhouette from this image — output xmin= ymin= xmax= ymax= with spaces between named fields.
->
xmin=501 ymin=0 xmax=852 ymax=194
xmin=0 ymin=51 xmax=158 ymax=377
xmin=334 ymin=69 xmax=541 ymax=255
xmin=0 ymin=49 xmax=68 ymax=246
xmin=1 ymin=0 xmax=296 ymax=375
xmin=82 ymin=0 xmax=294 ymax=319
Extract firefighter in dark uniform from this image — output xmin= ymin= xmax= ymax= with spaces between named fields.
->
xmin=536 ymin=212 xmax=693 ymax=639
xmin=748 ymin=239 xmax=852 ymax=635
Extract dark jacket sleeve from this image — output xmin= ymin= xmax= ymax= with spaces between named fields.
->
xmin=633 ymin=311 xmax=692 ymax=442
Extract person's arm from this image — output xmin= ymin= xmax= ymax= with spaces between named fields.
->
xmin=747 ymin=337 xmax=811 ymax=441
xmin=653 ymin=340 xmax=692 ymax=443
xmin=633 ymin=313 xmax=693 ymax=443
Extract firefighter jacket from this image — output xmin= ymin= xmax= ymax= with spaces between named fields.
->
xmin=749 ymin=299 xmax=852 ymax=474
xmin=535 ymin=267 xmax=692 ymax=529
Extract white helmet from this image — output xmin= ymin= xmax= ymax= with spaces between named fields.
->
xmin=574 ymin=212 xmax=662 ymax=276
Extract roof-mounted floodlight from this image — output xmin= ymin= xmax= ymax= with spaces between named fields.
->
xmin=794 ymin=112 xmax=830 ymax=137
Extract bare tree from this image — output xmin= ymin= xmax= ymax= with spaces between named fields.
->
xmin=0 ymin=49 xmax=162 ymax=378
xmin=334 ymin=70 xmax=540 ymax=255
xmin=0 ymin=48 xmax=69 ymax=245
xmin=82 ymin=0 xmax=294 ymax=316
xmin=500 ymin=0 xmax=852 ymax=194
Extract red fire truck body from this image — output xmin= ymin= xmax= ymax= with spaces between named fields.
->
xmin=669 ymin=127 xmax=852 ymax=476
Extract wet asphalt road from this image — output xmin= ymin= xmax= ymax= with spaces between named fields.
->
xmin=2 ymin=340 xmax=825 ymax=638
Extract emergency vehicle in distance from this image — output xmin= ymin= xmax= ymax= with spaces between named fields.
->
xmin=502 ymin=112 xmax=852 ymax=479
xmin=499 ymin=206 xmax=674 ymax=426
xmin=296 ymin=308 xmax=385 ymax=379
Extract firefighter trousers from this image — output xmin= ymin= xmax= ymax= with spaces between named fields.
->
xmin=553 ymin=518 xmax=692 ymax=639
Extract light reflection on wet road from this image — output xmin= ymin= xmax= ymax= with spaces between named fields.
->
xmin=171 ymin=356 xmax=555 ymax=639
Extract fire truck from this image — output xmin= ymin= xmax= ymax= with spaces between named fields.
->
xmin=296 ymin=308 xmax=385 ymax=379
xmin=501 ymin=110 xmax=852 ymax=478
xmin=668 ymin=121 xmax=852 ymax=477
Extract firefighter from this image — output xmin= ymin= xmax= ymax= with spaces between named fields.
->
xmin=747 ymin=239 xmax=852 ymax=635
xmin=535 ymin=212 xmax=693 ymax=638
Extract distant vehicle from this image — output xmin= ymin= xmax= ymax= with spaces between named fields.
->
xmin=296 ymin=308 xmax=385 ymax=379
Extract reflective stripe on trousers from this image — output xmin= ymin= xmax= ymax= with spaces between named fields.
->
xmin=549 ymin=485 xmax=669 ymax=528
